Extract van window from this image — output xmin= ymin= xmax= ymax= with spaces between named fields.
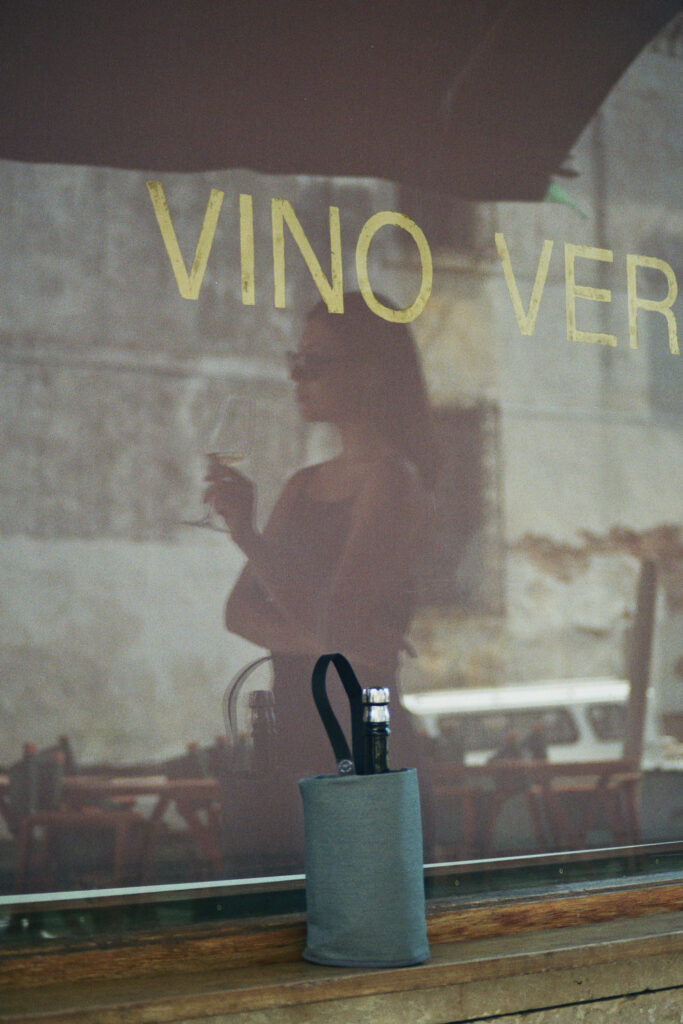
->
xmin=438 ymin=707 xmax=579 ymax=754
xmin=587 ymin=703 xmax=626 ymax=741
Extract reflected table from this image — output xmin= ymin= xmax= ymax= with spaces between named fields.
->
xmin=61 ymin=776 xmax=222 ymax=882
xmin=425 ymin=758 xmax=641 ymax=860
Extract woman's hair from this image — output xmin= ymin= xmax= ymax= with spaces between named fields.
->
xmin=308 ymin=291 xmax=441 ymax=489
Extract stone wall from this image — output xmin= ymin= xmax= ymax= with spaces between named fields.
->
xmin=0 ymin=164 xmax=418 ymax=770
xmin=409 ymin=38 xmax=683 ymax=725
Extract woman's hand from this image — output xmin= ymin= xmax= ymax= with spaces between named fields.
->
xmin=203 ymin=459 xmax=256 ymax=547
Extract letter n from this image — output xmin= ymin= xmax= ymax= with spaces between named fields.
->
xmin=272 ymin=200 xmax=343 ymax=313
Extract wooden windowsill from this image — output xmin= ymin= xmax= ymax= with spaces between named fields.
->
xmin=1 ymin=909 xmax=682 ymax=1023
xmin=1 ymin=878 xmax=682 ymax=1023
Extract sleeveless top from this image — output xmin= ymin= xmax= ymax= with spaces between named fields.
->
xmin=263 ymin=468 xmax=420 ymax=770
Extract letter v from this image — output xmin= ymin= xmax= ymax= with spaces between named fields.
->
xmin=495 ymin=232 xmax=553 ymax=336
xmin=146 ymin=181 xmax=224 ymax=300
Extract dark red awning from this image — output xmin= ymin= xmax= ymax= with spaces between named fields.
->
xmin=0 ymin=0 xmax=679 ymax=198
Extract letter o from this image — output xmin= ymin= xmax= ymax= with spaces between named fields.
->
xmin=355 ymin=212 xmax=432 ymax=322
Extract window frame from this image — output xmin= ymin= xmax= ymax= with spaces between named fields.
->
xmin=1 ymin=843 xmax=681 ymax=995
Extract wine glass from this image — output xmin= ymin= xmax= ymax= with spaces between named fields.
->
xmin=181 ymin=393 xmax=253 ymax=532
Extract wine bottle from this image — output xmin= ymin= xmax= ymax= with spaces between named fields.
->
xmin=249 ymin=690 xmax=277 ymax=773
xmin=361 ymin=688 xmax=390 ymax=774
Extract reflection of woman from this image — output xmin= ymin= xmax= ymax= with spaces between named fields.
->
xmin=206 ymin=292 xmax=440 ymax=771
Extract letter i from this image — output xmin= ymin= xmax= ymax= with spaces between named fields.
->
xmin=240 ymin=194 xmax=255 ymax=306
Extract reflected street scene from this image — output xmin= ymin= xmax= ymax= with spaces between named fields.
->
xmin=0 ymin=12 xmax=682 ymax=897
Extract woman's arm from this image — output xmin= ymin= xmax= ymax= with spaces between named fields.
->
xmin=227 ymin=459 xmax=426 ymax=669
xmin=214 ymin=458 xmax=426 ymax=665
xmin=223 ymin=564 xmax=319 ymax=653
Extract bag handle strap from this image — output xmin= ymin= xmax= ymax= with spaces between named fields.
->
xmin=311 ymin=653 xmax=364 ymax=774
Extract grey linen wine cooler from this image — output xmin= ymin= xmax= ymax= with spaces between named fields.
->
xmin=299 ymin=653 xmax=429 ymax=968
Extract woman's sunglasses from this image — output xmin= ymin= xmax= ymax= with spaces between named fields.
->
xmin=285 ymin=349 xmax=345 ymax=382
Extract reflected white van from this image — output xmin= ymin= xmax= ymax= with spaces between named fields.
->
xmin=402 ymin=678 xmax=629 ymax=765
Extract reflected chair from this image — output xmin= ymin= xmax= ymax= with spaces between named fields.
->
xmin=11 ymin=745 xmax=146 ymax=892
xmin=14 ymin=805 xmax=146 ymax=891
